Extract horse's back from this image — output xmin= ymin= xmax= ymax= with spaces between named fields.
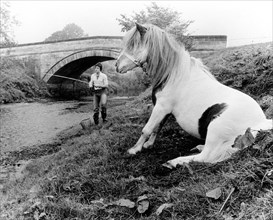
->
xmin=172 ymin=79 xmax=269 ymax=139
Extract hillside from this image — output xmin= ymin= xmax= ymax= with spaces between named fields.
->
xmin=0 ymin=42 xmax=272 ymax=219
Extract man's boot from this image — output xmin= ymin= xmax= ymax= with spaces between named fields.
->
xmin=101 ymin=107 xmax=107 ymax=122
xmin=93 ymin=112 xmax=99 ymax=125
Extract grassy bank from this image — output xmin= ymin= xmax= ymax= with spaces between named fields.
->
xmin=203 ymin=42 xmax=273 ymax=98
xmin=0 ymin=43 xmax=272 ymax=219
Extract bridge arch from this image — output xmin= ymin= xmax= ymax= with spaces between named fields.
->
xmin=43 ymin=47 xmax=120 ymax=83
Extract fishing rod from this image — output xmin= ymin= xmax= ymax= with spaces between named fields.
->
xmin=48 ymin=74 xmax=89 ymax=84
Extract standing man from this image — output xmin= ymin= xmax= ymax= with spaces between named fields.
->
xmin=89 ymin=62 xmax=108 ymax=125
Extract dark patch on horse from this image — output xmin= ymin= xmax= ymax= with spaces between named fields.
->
xmin=152 ymin=80 xmax=167 ymax=105
xmin=198 ymin=103 xmax=228 ymax=139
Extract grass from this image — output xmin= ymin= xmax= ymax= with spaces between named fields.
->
xmin=203 ymin=42 xmax=273 ymax=98
xmin=0 ymin=42 xmax=273 ymax=219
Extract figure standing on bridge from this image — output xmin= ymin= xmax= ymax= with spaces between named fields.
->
xmin=89 ymin=62 xmax=108 ymax=125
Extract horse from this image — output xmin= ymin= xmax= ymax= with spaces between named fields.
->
xmin=115 ymin=23 xmax=273 ymax=169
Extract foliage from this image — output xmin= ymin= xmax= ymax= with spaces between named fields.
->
xmin=117 ymin=2 xmax=194 ymax=50
xmin=203 ymin=42 xmax=273 ymax=98
xmin=0 ymin=57 xmax=50 ymax=103
xmin=44 ymin=23 xmax=88 ymax=42
xmin=0 ymin=1 xmax=19 ymax=47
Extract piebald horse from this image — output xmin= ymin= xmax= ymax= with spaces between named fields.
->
xmin=115 ymin=23 xmax=272 ymax=168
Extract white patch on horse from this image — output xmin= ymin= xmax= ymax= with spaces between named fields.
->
xmin=116 ymin=23 xmax=273 ymax=168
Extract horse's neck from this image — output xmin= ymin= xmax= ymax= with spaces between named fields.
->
xmin=154 ymin=48 xmax=216 ymax=93
xmin=165 ymin=50 xmax=192 ymax=86
xmin=189 ymin=57 xmax=216 ymax=82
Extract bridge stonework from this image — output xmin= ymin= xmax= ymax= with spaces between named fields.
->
xmin=0 ymin=35 xmax=226 ymax=83
xmin=43 ymin=48 xmax=120 ymax=83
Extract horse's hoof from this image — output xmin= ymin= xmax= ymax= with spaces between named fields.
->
xmin=143 ymin=142 xmax=152 ymax=149
xmin=162 ymin=162 xmax=175 ymax=169
xmin=127 ymin=148 xmax=137 ymax=155
xmin=190 ymin=145 xmax=204 ymax=152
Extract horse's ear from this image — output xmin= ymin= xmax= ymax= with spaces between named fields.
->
xmin=135 ymin=23 xmax=147 ymax=36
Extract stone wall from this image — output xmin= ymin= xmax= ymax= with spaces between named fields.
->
xmin=191 ymin=35 xmax=227 ymax=51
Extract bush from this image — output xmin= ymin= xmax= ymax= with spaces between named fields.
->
xmin=0 ymin=57 xmax=50 ymax=103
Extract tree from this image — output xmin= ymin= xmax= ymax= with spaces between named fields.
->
xmin=0 ymin=2 xmax=19 ymax=47
xmin=117 ymin=2 xmax=194 ymax=50
xmin=44 ymin=23 xmax=88 ymax=42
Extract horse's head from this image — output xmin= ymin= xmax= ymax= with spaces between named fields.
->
xmin=115 ymin=23 xmax=148 ymax=74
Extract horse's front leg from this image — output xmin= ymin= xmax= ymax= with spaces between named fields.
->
xmin=143 ymin=114 xmax=171 ymax=149
xmin=128 ymin=103 xmax=170 ymax=155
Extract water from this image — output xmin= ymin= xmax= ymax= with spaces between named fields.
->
xmin=0 ymin=101 xmax=91 ymax=153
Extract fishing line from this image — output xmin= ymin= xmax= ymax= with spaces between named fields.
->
xmin=48 ymin=74 xmax=89 ymax=84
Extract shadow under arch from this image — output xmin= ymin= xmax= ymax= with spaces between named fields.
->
xmin=43 ymin=47 xmax=120 ymax=84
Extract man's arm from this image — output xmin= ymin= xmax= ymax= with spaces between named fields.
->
xmin=103 ymin=74 xmax=108 ymax=88
xmin=89 ymin=75 xmax=94 ymax=88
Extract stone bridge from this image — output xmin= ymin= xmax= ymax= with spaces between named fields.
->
xmin=0 ymin=35 xmax=227 ymax=84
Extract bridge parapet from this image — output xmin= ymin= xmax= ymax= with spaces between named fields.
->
xmin=0 ymin=36 xmax=123 ymax=57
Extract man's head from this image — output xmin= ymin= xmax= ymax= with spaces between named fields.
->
xmin=94 ymin=62 xmax=102 ymax=73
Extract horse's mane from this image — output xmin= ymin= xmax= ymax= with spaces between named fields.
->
xmin=123 ymin=24 xmax=214 ymax=89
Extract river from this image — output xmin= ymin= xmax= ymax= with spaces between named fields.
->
xmin=0 ymin=101 xmax=92 ymax=153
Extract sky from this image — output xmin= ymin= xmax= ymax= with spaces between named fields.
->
xmin=4 ymin=0 xmax=273 ymax=47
